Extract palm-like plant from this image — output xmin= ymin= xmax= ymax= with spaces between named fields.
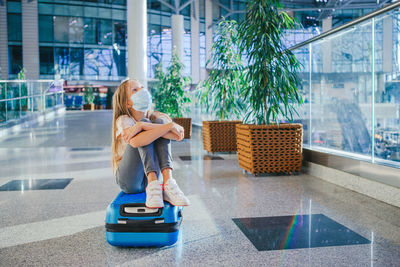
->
xmin=238 ymin=0 xmax=303 ymax=125
xmin=198 ymin=18 xmax=245 ymax=120
xmin=83 ymin=86 xmax=95 ymax=104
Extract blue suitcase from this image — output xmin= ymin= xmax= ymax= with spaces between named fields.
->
xmin=105 ymin=191 xmax=183 ymax=247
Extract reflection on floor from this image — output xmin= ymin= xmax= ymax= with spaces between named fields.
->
xmin=0 ymin=178 xmax=73 ymax=191
xmin=233 ymin=214 xmax=370 ymax=251
xmin=0 ymin=111 xmax=399 ymax=266
xmin=179 ymin=155 xmax=224 ymax=161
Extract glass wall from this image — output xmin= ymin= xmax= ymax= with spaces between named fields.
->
xmin=0 ymin=80 xmax=64 ymax=126
xmin=374 ymin=10 xmax=400 ymax=164
xmin=38 ymin=0 xmax=127 ymax=81
xmin=37 ymin=0 xmax=194 ymax=81
xmin=146 ymin=5 xmax=192 ymax=79
xmin=291 ymin=7 xmax=400 ymax=169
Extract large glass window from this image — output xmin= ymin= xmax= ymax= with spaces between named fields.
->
xmin=114 ymin=21 xmax=126 ymax=46
xmin=7 ymin=13 xmax=22 ymax=42
xmin=69 ymin=17 xmax=84 ymax=43
xmin=54 ymin=16 xmax=69 ymax=43
xmin=84 ymin=18 xmax=113 ymax=45
xmin=113 ymin=49 xmax=126 ymax=77
xmin=84 ymin=49 xmax=99 ymax=78
xmin=39 ymin=15 xmax=54 ymax=43
xmin=84 ymin=48 xmax=121 ymax=79
xmin=97 ymin=49 xmax=115 ymax=77
xmin=84 ymin=18 xmax=97 ymax=44
xmin=39 ymin=47 xmax=54 ymax=75
xmin=8 ymin=45 xmax=23 ymax=75
xmin=70 ymin=48 xmax=84 ymax=78
xmin=98 ymin=19 xmax=113 ymax=45
xmin=54 ymin=47 xmax=70 ymax=76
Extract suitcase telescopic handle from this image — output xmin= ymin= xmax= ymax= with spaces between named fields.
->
xmin=120 ymin=204 xmax=163 ymax=217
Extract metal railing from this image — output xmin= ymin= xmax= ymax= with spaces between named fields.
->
xmin=0 ymin=80 xmax=64 ymax=126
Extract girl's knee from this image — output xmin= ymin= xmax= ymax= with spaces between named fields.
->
xmin=140 ymin=117 xmax=151 ymax=123
xmin=153 ymin=117 xmax=168 ymax=124
xmin=122 ymin=186 xmax=145 ymax=194
xmin=119 ymin=180 xmax=146 ymax=194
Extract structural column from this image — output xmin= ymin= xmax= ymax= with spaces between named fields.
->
xmin=204 ymin=0 xmax=213 ymax=75
xmin=172 ymin=14 xmax=184 ymax=63
xmin=0 ymin=1 xmax=9 ymax=79
xmin=127 ymin=0 xmax=147 ymax=86
xmin=22 ymin=0 xmax=39 ymax=79
xmin=190 ymin=0 xmax=200 ymax=84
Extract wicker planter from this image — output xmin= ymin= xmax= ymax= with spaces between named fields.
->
xmin=172 ymin=117 xmax=192 ymax=139
xmin=202 ymin=120 xmax=242 ymax=153
xmin=83 ymin=103 xmax=95 ymax=110
xmin=236 ymin=123 xmax=303 ymax=175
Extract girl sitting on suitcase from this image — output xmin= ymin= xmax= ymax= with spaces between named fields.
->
xmin=111 ymin=78 xmax=190 ymax=208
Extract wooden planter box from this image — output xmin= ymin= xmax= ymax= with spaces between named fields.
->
xmin=172 ymin=117 xmax=192 ymax=139
xmin=202 ymin=120 xmax=242 ymax=153
xmin=83 ymin=103 xmax=95 ymax=110
xmin=236 ymin=123 xmax=303 ymax=175
xmin=95 ymin=105 xmax=103 ymax=110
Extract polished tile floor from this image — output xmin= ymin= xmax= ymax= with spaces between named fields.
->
xmin=0 ymin=111 xmax=400 ymax=266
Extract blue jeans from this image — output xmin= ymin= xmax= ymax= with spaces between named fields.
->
xmin=115 ymin=117 xmax=173 ymax=194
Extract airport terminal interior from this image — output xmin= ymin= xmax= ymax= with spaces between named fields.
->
xmin=1 ymin=0 xmax=400 ymax=266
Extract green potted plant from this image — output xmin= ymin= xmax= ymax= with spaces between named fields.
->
xmin=197 ymin=18 xmax=245 ymax=153
xmin=83 ymin=86 xmax=95 ymax=110
xmin=236 ymin=0 xmax=304 ymax=175
xmin=153 ymin=50 xmax=192 ymax=138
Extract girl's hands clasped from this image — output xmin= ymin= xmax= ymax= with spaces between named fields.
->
xmin=170 ymin=123 xmax=184 ymax=141
xmin=121 ymin=122 xmax=142 ymax=143
xmin=121 ymin=121 xmax=184 ymax=143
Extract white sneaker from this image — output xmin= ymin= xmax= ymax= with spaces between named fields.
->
xmin=163 ymin=178 xmax=190 ymax=206
xmin=145 ymin=180 xmax=164 ymax=208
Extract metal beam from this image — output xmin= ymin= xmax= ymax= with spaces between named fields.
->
xmin=158 ymin=0 xmax=176 ymax=12
xmin=290 ymin=1 xmax=400 ymax=51
xmin=179 ymin=0 xmax=195 ymax=12
xmin=213 ymin=0 xmax=231 ymax=12
xmin=285 ymin=4 xmax=386 ymax=12
xmin=207 ymin=10 xmax=246 ymax=29
xmin=158 ymin=0 xmax=196 ymax=14
xmin=281 ymin=1 xmax=316 ymax=7
xmin=339 ymin=0 xmax=358 ymax=8
xmin=317 ymin=0 xmax=340 ymax=20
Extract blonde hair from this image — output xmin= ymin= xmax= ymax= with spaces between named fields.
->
xmin=111 ymin=78 xmax=152 ymax=173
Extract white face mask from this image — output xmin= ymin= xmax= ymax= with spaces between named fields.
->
xmin=130 ymin=88 xmax=152 ymax=112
